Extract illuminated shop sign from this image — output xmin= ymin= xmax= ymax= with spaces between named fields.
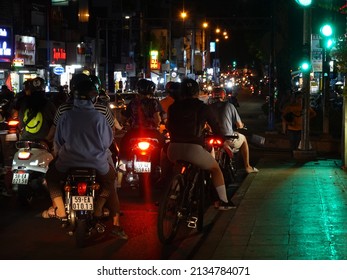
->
xmin=13 ymin=58 xmax=24 ymax=67
xmin=150 ymin=50 xmax=159 ymax=70
xmin=53 ymin=48 xmax=66 ymax=61
xmin=51 ymin=41 xmax=66 ymax=64
xmin=0 ymin=27 xmax=12 ymax=62
xmin=15 ymin=35 xmax=36 ymax=65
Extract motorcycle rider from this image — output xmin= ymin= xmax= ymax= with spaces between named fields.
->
xmin=119 ymin=79 xmax=164 ymax=166
xmin=43 ymin=78 xmax=128 ymax=239
xmin=209 ymin=87 xmax=259 ymax=174
xmin=12 ymin=77 xmax=56 ymax=146
xmin=166 ymin=78 xmax=235 ymax=210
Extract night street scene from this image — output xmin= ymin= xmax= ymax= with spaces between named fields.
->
xmin=1 ymin=0 xmax=347 ymax=279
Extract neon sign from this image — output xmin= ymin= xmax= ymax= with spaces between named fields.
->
xmin=150 ymin=50 xmax=159 ymax=70
xmin=52 ymin=48 xmax=66 ymax=61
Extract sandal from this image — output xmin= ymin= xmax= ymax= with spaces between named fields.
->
xmin=41 ymin=207 xmax=67 ymax=220
xmin=41 ymin=206 xmax=56 ymax=218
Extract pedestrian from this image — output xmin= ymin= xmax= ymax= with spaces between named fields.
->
xmin=281 ymin=93 xmax=316 ymax=152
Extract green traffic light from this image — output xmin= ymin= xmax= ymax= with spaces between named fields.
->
xmin=295 ymin=0 xmax=312 ymax=7
xmin=301 ymin=61 xmax=310 ymax=72
xmin=320 ymin=24 xmax=333 ymax=37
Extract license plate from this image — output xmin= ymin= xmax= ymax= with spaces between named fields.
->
xmin=134 ymin=161 xmax=151 ymax=173
xmin=12 ymin=173 xmax=29 ymax=184
xmin=72 ymin=196 xmax=94 ymax=211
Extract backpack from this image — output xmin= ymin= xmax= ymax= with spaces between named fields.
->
xmin=168 ymin=101 xmax=204 ymax=141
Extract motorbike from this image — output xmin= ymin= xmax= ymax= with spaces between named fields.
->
xmin=119 ymin=136 xmax=161 ymax=196
xmin=63 ymin=167 xmax=106 ymax=248
xmin=205 ymin=133 xmax=239 ymax=187
xmin=11 ymin=140 xmax=53 ymax=206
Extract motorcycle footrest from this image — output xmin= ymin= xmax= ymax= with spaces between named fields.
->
xmin=187 ymin=216 xmax=198 ymax=228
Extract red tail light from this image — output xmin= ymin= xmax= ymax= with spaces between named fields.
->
xmin=77 ymin=182 xmax=87 ymax=195
xmin=8 ymin=120 xmax=19 ymax=127
xmin=207 ymin=138 xmax=223 ymax=147
xmin=18 ymin=151 xmax=31 ymax=160
xmin=137 ymin=141 xmax=150 ymax=151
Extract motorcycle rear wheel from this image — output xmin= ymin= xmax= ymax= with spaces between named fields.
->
xmin=75 ymin=219 xmax=88 ymax=248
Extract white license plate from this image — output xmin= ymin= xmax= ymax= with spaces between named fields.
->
xmin=72 ymin=196 xmax=94 ymax=211
xmin=12 ymin=173 xmax=29 ymax=184
xmin=134 ymin=161 xmax=151 ymax=173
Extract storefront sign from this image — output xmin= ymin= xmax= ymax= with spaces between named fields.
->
xmin=150 ymin=50 xmax=159 ymax=70
xmin=53 ymin=66 xmax=64 ymax=75
xmin=0 ymin=26 xmax=12 ymax=62
xmin=13 ymin=58 xmax=24 ymax=67
xmin=14 ymin=35 xmax=36 ymax=65
xmin=51 ymin=41 xmax=66 ymax=64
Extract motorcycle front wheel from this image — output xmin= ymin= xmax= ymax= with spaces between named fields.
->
xmin=157 ymin=173 xmax=184 ymax=244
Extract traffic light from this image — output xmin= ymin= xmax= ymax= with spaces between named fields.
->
xmin=232 ymin=61 xmax=237 ymax=68
xmin=320 ymin=23 xmax=334 ymax=50
xmin=300 ymin=60 xmax=311 ymax=72
xmin=295 ymin=0 xmax=312 ymax=7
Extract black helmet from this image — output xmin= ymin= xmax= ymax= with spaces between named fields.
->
xmin=165 ymin=81 xmax=181 ymax=100
xmin=70 ymin=73 xmax=91 ymax=92
xmin=137 ymin=79 xmax=156 ymax=95
xmin=73 ymin=79 xmax=98 ymax=100
xmin=181 ymin=78 xmax=199 ymax=97
xmin=30 ymin=77 xmax=45 ymax=92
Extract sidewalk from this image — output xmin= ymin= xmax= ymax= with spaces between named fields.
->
xmin=193 ymin=154 xmax=347 ymax=260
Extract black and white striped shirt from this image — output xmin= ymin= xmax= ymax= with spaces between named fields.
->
xmin=53 ymin=100 xmax=115 ymax=128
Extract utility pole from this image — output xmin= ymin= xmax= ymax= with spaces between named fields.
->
xmin=294 ymin=6 xmax=316 ymax=159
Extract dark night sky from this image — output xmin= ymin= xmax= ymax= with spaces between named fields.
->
xmin=152 ymin=0 xmax=347 ymax=71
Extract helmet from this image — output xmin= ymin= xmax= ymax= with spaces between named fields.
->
xmin=70 ymin=73 xmax=91 ymax=92
xmin=181 ymin=78 xmax=199 ymax=97
xmin=30 ymin=77 xmax=45 ymax=92
xmin=70 ymin=74 xmax=98 ymax=100
xmin=165 ymin=81 xmax=181 ymax=100
xmin=211 ymin=87 xmax=226 ymax=99
xmin=137 ymin=79 xmax=156 ymax=95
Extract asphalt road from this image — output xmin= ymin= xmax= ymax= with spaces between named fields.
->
xmin=0 ymin=87 xmax=268 ymax=260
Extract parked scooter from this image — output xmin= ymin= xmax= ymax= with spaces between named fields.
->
xmin=11 ymin=140 xmax=53 ymax=206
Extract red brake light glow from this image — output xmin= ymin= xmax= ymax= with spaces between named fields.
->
xmin=138 ymin=141 xmax=150 ymax=151
xmin=77 ymin=182 xmax=87 ymax=195
xmin=18 ymin=151 xmax=31 ymax=160
xmin=8 ymin=120 xmax=19 ymax=126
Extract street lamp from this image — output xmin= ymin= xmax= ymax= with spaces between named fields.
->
xmin=295 ymin=0 xmax=312 ymax=7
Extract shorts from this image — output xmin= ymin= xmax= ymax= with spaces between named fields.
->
xmin=224 ymin=132 xmax=245 ymax=150
xmin=167 ymin=142 xmax=219 ymax=170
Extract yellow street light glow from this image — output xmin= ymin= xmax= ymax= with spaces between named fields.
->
xmin=216 ymin=38 xmax=220 ymax=42
xmin=216 ymin=28 xmax=220 ymax=33
xmin=224 ymin=35 xmax=229 ymax=39
xmin=223 ymin=31 xmax=227 ymax=36
xmin=181 ymin=11 xmax=187 ymax=19
xmin=202 ymin=22 xmax=208 ymax=28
